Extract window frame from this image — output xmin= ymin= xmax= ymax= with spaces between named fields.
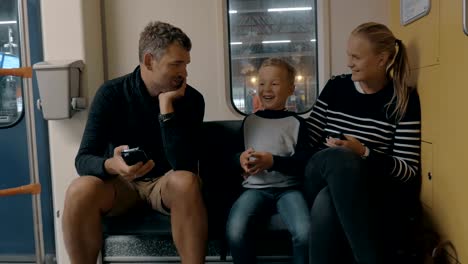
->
xmin=224 ymin=0 xmax=328 ymax=116
xmin=0 ymin=0 xmax=25 ymax=129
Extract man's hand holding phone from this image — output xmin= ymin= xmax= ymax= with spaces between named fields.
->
xmin=121 ymin=147 xmax=149 ymax=165
xmin=104 ymin=145 xmax=155 ymax=181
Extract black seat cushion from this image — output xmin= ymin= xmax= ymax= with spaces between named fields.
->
xmin=102 ymin=120 xmax=292 ymax=259
xmin=103 ymin=208 xmax=171 ymax=236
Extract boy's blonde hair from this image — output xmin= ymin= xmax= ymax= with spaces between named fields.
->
xmin=260 ymin=58 xmax=296 ymax=85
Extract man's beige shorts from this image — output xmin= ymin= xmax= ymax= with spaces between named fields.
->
xmin=106 ymin=171 xmax=174 ymax=216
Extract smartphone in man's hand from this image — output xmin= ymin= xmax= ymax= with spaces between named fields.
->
xmin=121 ymin=147 xmax=149 ymax=166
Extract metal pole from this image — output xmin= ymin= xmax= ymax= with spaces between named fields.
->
xmin=18 ymin=0 xmax=46 ymax=262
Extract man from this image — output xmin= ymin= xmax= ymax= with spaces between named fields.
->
xmin=62 ymin=21 xmax=207 ymax=264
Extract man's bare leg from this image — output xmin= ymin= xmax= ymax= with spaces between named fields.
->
xmin=162 ymin=171 xmax=208 ymax=264
xmin=62 ymin=176 xmax=115 ymax=264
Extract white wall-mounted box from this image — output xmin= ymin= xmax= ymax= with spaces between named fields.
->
xmin=33 ymin=60 xmax=85 ymax=120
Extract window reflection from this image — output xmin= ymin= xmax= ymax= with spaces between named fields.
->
xmin=0 ymin=0 xmax=23 ymax=127
xmin=227 ymin=0 xmax=318 ymax=114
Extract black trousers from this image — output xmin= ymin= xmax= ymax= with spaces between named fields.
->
xmin=304 ymin=147 xmax=421 ymax=264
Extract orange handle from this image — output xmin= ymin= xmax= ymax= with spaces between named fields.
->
xmin=0 ymin=183 xmax=41 ymax=197
xmin=0 ymin=67 xmax=33 ymax=78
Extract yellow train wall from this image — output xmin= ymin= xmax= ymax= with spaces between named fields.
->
xmin=390 ymin=0 xmax=468 ymax=262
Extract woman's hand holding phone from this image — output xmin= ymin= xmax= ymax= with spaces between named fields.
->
xmin=325 ymin=134 xmax=367 ymax=156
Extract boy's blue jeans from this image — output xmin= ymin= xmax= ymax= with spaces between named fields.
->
xmin=226 ymin=187 xmax=310 ymax=264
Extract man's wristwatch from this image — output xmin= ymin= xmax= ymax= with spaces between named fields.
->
xmin=158 ymin=112 xmax=175 ymax=123
xmin=361 ymin=145 xmax=370 ymax=159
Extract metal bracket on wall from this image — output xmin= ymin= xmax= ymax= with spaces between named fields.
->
xmin=464 ymin=0 xmax=468 ymax=35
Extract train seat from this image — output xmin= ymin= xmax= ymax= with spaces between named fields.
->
xmin=101 ymin=120 xmax=292 ymax=263
xmin=101 ymin=120 xmax=423 ymax=263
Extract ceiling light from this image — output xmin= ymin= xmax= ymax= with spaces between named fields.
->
xmin=268 ymin=7 xmax=312 ymax=12
xmin=0 ymin=21 xmax=17 ymax=25
xmin=230 ymin=42 xmax=242 ymax=45
xmin=229 ymin=10 xmax=238 ymax=14
xmin=311 ymin=39 xmax=317 ymax=42
xmin=262 ymin=40 xmax=291 ymax=44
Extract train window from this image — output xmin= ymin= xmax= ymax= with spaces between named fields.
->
xmin=227 ymin=0 xmax=318 ymax=115
xmin=0 ymin=0 xmax=23 ymax=128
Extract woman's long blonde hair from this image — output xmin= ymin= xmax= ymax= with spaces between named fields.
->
xmin=352 ymin=22 xmax=413 ymax=121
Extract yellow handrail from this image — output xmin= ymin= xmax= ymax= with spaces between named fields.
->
xmin=0 ymin=67 xmax=33 ymax=78
xmin=0 ymin=183 xmax=41 ymax=197
xmin=0 ymin=67 xmax=37 ymax=196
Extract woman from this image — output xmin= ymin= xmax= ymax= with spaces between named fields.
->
xmin=305 ymin=22 xmax=421 ymax=264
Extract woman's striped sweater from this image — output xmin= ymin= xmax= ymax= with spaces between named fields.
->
xmin=306 ymin=74 xmax=421 ymax=182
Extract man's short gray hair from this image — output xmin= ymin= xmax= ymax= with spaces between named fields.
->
xmin=138 ymin=21 xmax=192 ymax=62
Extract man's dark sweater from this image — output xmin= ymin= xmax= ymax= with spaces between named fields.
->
xmin=75 ymin=66 xmax=205 ymax=180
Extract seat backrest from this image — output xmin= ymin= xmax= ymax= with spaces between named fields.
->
xmin=199 ymin=120 xmax=244 ymax=237
xmin=199 ymin=120 xmax=243 ymax=186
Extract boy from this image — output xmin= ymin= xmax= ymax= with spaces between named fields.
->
xmin=226 ymin=58 xmax=311 ymax=264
